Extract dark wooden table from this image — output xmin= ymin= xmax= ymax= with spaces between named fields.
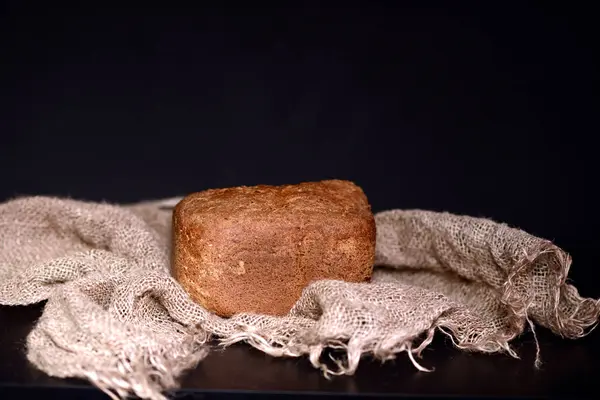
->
xmin=1 ymin=301 xmax=598 ymax=399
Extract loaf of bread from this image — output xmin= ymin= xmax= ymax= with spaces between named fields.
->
xmin=172 ymin=179 xmax=376 ymax=317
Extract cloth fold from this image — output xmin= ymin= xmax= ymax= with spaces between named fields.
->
xmin=1 ymin=196 xmax=598 ymax=400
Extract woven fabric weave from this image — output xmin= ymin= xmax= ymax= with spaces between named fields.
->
xmin=1 ymin=196 xmax=598 ymax=400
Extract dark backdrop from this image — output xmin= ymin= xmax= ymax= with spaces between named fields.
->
xmin=1 ymin=4 xmax=597 ymax=293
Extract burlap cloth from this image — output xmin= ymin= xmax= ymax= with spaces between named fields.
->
xmin=1 ymin=196 xmax=599 ymax=400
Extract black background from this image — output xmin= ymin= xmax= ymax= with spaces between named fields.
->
xmin=1 ymin=4 xmax=597 ymax=292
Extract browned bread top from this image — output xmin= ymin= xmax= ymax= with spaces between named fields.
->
xmin=175 ymin=179 xmax=372 ymax=220
xmin=172 ymin=179 xmax=375 ymax=317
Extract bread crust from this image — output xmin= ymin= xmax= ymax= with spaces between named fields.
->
xmin=172 ymin=180 xmax=376 ymax=317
